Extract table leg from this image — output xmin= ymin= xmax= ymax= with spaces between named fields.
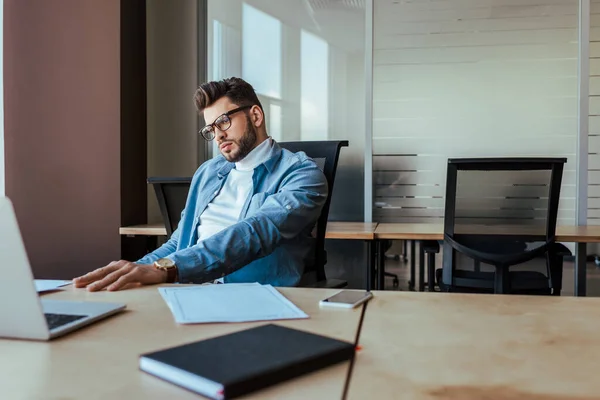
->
xmin=427 ymin=248 xmax=435 ymax=292
xmin=409 ymin=240 xmax=416 ymax=291
xmin=366 ymin=240 xmax=375 ymax=291
xmin=418 ymin=240 xmax=425 ymax=292
xmin=575 ymin=242 xmax=587 ymax=297
xmin=378 ymin=240 xmax=386 ymax=291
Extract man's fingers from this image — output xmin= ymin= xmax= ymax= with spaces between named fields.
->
xmin=107 ymin=265 xmax=167 ymax=291
xmin=73 ymin=263 xmax=122 ymax=287
xmin=106 ymin=270 xmax=139 ymax=291
xmin=86 ymin=263 xmax=135 ymax=292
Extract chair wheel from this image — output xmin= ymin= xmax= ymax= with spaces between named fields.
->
xmin=393 ymin=278 xmax=399 ymax=288
xmin=393 ymin=255 xmax=400 ymax=261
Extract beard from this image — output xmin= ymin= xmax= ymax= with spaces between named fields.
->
xmin=221 ymin=115 xmax=258 ymax=163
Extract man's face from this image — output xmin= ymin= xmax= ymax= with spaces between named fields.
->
xmin=203 ymin=97 xmax=258 ymax=163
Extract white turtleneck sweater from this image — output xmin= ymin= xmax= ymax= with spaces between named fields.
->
xmin=197 ymin=137 xmax=273 ymax=244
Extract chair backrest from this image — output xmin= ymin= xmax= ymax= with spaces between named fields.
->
xmin=279 ymin=140 xmax=349 ymax=281
xmin=441 ymin=157 xmax=566 ymax=286
xmin=147 ymin=177 xmax=192 ymax=237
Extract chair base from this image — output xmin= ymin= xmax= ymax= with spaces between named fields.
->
xmin=436 ymin=269 xmax=552 ymax=295
xmin=384 ymin=272 xmax=400 ymax=288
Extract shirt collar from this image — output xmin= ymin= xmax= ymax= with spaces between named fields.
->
xmin=216 ymin=138 xmax=283 ymax=179
xmin=235 ymin=137 xmax=273 ymax=171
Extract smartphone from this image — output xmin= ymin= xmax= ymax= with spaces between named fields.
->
xmin=319 ymin=290 xmax=373 ymax=309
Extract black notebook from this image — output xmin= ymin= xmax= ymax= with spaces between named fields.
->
xmin=139 ymin=323 xmax=355 ymax=399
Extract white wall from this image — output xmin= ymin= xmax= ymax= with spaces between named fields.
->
xmin=146 ymin=0 xmax=200 ymax=222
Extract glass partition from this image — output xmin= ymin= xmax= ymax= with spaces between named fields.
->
xmin=207 ymin=0 xmax=366 ymax=221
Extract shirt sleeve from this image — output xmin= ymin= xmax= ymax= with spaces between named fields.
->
xmin=167 ymin=158 xmax=328 ymax=283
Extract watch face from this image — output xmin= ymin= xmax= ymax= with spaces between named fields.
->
xmin=156 ymin=258 xmax=175 ymax=268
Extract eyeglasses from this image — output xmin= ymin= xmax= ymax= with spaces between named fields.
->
xmin=199 ymin=105 xmax=252 ymax=141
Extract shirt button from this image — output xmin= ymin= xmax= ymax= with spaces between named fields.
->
xmin=213 ymin=190 xmax=218 ymax=195
xmin=286 ymin=205 xmax=291 ymax=210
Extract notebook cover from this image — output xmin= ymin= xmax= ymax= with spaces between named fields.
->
xmin=140 ymin=323 xmax=355 ymax=399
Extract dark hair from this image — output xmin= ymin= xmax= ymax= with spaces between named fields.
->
xmin=193 ymin=77 xmax=263 ymax=112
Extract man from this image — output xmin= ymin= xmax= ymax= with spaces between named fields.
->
xmin=73 ymin=77 xmax=328 ymax=291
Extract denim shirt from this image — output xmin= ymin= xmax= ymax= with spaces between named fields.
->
xmin=137 ymin=141 xmax=328 ymax=287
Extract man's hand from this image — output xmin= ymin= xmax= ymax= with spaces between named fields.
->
xmin=72 ymin=260 xmax=167 ymax=292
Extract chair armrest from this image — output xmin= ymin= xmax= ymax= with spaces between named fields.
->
xmin=552 ymin=243 xmax=572 ymax=257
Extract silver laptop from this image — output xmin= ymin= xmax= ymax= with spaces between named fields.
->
xmin=0 ymin=197 xmax=126 ymax=340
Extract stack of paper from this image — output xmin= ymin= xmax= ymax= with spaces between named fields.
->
xmin=158 ymin=283 xmax=308 ymax=324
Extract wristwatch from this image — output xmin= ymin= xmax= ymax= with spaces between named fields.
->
xmin=154 ymin=258 xmax=178 ymax=283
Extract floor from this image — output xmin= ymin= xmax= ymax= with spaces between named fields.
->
xmin=382 ymin=244 xmax=600 ymax=296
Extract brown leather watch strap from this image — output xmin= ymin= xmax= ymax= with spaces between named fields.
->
xmin=165 ymin=266 xmax=178 ymax=283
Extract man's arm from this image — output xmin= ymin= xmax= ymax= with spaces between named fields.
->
xmin=168 ymin=159 xmax=327 ymax=283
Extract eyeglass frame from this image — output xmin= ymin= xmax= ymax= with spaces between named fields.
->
xmin=199 ymin=105 xmax=253 ymax=141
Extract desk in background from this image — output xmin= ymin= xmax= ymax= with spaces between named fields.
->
xmin=375 ymin=223 xmax=600 ymax=297
xmin=349 ymin=291 xmax=600 ymax=399
xmin=120 ymin=221 xmax=378 ymax=240
xmin=120 ymin=222 xmax=380 ymax=290
xmin=0 ymin=286 xmax=362 ymax=400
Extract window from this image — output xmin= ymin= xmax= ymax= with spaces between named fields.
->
xmin=242 ymin=4 xmax=282 ymax=99
xmin=301 ymin=30 xmax=328 ymax=140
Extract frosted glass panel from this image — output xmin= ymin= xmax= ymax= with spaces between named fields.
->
xmin=372 ymin=0 xmax=578 ymax=225
xmin=207 ymin=0 xmax=366 ymax=221
xmin=0 ymin=0 xmax=4 ymax=196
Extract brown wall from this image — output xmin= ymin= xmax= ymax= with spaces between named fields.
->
xmin=4 ymin=0 xmax=121 ymax=279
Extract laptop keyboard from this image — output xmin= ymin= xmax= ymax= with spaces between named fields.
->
xmin=44 ymin=313 xmax=87 ymax=330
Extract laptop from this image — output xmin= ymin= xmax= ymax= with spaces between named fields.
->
xmin=0 ymin=197 xmax=126 ymax=340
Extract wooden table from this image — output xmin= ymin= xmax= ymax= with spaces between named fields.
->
xmin=6 ymin=287 xmax=600 ymax=399
xmin=375 ymin=223 xmax=600 ymax=296
xmin=120 ymin=223 xmax=166 ymax=236
xmin=375 ymin=223 xmax=600 ymax=242
xmin=349 ymin=291 xmax=600 ymax=399
xmin=0 ymin=286 xmax=362 ymax=400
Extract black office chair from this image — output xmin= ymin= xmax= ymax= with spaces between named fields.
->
xmin=279 ymin=140 xmax=349 ymax=289
xmin=148 ymin=140 xmax=349 ymax=288
xmin=381 ymin=239 xmax=400 ymax=288
xmin=436 ymin=157 xmax=567 ymax=295
xmin=147 ymin=177 xmax=192 ymax=237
